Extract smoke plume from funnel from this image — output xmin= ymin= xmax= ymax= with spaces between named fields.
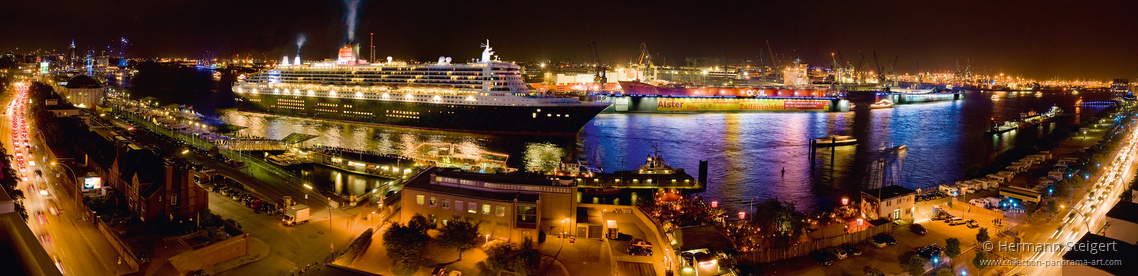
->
xmin=296 ymin=33 xmax=306 ymax=54
xmin=343 ymin=0 xmax=361 ymax=42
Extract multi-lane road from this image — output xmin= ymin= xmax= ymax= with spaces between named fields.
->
xmin=5 ymin=82 xmax=131 ymax=275
xmin=1007 ymin=113 xmax=1137 ymax=276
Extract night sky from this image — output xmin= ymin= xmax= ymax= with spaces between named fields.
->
xmin=3 ymin=0 xmax=1136 ymax=80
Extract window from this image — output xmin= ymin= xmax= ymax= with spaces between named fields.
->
xmin=468 ymin=202 xmax=477 ymax=213
xmin=443 ymin=199 xmax=450 ymax=209
xmin=516 ymin=206 xmax=538 ymax=223
xmin=455 ymin=200 xmax=463 ymax=212
xmin=482 ymin=204 xmax=491 ymax=215
xmin=170 ymin=194 xmax=178 ymax=206
xmin=429 ymin=197 xmax=437 ymax=207
xmin=416 ymin=195 xmax=425 ymax=205
xmin=496 ymin=206 xmax=506 ymax=217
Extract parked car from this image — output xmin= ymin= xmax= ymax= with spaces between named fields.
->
xmin=825 ymin=247 xmax=847 ymax=260
xmin=628 ymin=245 xmax=653 ymax=256
xmin=808 ymin=250 xmax=835 ymax=266
xmin=948 ymin=218 xmax=966 ymax=226
xmin=431 ymin=265 xmax=448 ymax=276
xmin=867 ymin=237 xmax=887 ymax=248
xmin=629 ymin=238 xmax=653 ymax=249
xmin=916 ymin=244 xmax=943 ymax=259
xmin=910 ymin=223 xmax=927 ymax=235
xmin=869 ymin=233 xmax=896 ymax=244
xmin=840 ymin=244 xmax=862 ymax=256
xmin=966 ymin=219 xmax=980 ymax=228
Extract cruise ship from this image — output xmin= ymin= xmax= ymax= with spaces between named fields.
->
xmin=232 ymin=41 xmax=610 ymax=134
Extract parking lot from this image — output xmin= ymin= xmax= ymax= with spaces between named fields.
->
xmin=749 ymin=214 xmax=990 ymax=275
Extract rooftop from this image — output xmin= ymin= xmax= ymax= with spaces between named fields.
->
xmin=673 ymin=225 xmax=735 ymax=252
xmin=64 ymin=75 xmax=102 ymax=89
xmin=862 ymin=185 xmax=916 ymax=201
xmin=1061 ymin=233 xmax=1138 ymax=274
xmin=1105 ymin=201 xmax=1138 ymax=224
xmin=402 ymin=167 xmax=545 ymax=203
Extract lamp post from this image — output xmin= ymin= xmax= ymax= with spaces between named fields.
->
xmin=52 ymin=161 xmax=79 ymax=216
xmin=1061 ymin=205 xmax=1093 ymax=234
xmin=749 ymin=196 xmax=761 ymax=214
xmin=561 ymin=218 xmax=569 ymax=246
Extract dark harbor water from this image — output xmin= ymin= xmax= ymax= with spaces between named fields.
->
xmin=113 ymin=66 xmax=1110 ymax=214
xmin=218 ymin=90 xmax=1108 ymax=214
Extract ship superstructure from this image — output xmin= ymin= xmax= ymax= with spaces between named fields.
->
xmin=233 ymin=41 xmax=610 ymax=134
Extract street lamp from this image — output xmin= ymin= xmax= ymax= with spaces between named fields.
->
xmin=1061 ymin=205 xmax=1093 ymax=234
xmin=749 ymin=196 xmax=761 ymax=214
xmin=561 ymin=218 xmax=569 ymax=246
xmin=51 ymin=161 xmax=80 ymax=216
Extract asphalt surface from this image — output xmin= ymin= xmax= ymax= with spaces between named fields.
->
xmin=7 ymin=82 xmax=131 ymax=276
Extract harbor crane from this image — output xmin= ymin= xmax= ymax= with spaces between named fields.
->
xmin=588 ymin=41 xmax=607 ymax=89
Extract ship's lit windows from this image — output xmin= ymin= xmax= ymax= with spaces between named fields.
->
xmin=382 ymin=93 xmax=389 ymax=99
xmin=466 ymin=96 xmax=475 ymax=101
xmin=329 ymin=90 xmax=337 ymax=97
xmin=536 ymin=109 xmax=541 ymax=112
xmin=308 ymin=90 xmax=315 ymax=96
xmin=432 ymin=95 xmax=441 ymax=101
xmin=405 ymin=94 xmax=413 ymax=100
xmin=274 ymin=88 xmax=280 ymax=94
xmin=547 ymin=114 xmax=551 ymax=117
xmin=251 ymin=88 xmax=258 ymax=94
xmin=236 ymin=87 xmax=243 ymax=93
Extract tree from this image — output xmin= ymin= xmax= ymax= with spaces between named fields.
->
xmin=944 ymin=238 xmax=961 ymax=258
xmin=483 ymin=240 xmax=516 ymax=273
xmin=382 ymin=221 xmax=429 ymax=276
xmin=514 ymin=237 xmax=542 ymax=276
xmin=1054 ymin=179 xmax=1072 ymax=198
xmin=408 ymin=213 xmax=431 ymax=235
xmin=973 ymin=250 xmax=989 ymax=269
xmin=437 ymin=219 xmax=481 ymax=260
xmin=936 ymin=269 xmax=953 ymax=276
xmin=749 ymin=198 xmax=807 ymax=248
xmin=1046 ymin=200 xmax=1060 ymax=213
xmin=907 ymin=255 xmax=926 ymax=276
xmin=976 ymin=227 xmax=990 ymax=244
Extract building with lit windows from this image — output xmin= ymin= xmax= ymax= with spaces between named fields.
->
xmin=399 ymin=167 xmax=577 ymax=242
xmin=861 ymin=185 xmax=916 ymax=223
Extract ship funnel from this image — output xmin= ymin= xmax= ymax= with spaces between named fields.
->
xmin=337 ymin=43 xmax=360 ymax=65
xmin=281 ymin=56 xmax=290 ymax=66
xmin=294 ymin=56 xmax=300 ymax=65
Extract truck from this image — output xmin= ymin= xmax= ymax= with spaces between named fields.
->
xmin=282 ymin=204 xmax=310 ymax=226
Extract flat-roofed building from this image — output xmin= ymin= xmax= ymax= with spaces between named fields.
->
xmin=861 ymin=185 xmax=916 ymax=223
xmin=1061 ymin=233 xmax=1138 ymax=276
xmin=1104 ymin=201 xmax=1138 ymax=245
xmin=399 ymin=167 xmax=577 ymax=242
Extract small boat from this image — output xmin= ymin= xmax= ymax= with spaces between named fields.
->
xmin=1034 ymin=92 xmax=1043 ymax=97
xmin=990 ymin=95 xmax=1000 ymax=100
xmin=869 ymin=99 xmax=894 ymax=109
xmin=814 ymin=135 xmax=858 ymax=147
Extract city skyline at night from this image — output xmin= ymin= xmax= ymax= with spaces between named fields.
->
xmin=2 ymin=0 xmax=1138 ymax=80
